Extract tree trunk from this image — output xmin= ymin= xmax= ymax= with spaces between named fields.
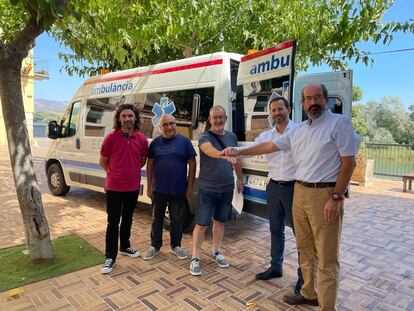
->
xmin=0 ymin=58 xmax=53 ymax=259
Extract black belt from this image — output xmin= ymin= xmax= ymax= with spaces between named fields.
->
xmin=296 ymin=181 xmax=336 ymax=188
xmin=270 ymin=179 xmax=296 ymax=186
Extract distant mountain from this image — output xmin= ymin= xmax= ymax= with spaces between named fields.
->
xmin=35 ymin=99 xmax=68 ymax=112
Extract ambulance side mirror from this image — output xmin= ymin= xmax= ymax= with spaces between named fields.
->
xmin=47 ymin=121 xmax=60 ymax=139
xmin=191 ymin=94 xmax=200 ymax=130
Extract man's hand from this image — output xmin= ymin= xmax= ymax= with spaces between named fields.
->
xmin=219 ymin=147 xmax=239 ymax=164
xmin=323 ymin=198 xmax=341 ymax=222
xmin=185 ymin=186 xmax=193 ymax=200
xmin=220 ymin=147 xmax=239 ymax=157
xmin=219 ymin=155 xmax=238 ymax=164
xmin=147 ymin=187 xmax=152 ymax=200
xmin=237 ymin=181 xmax=244 ymax=193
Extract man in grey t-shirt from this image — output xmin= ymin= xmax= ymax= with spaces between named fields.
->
xmin=189 ymin=105 xmax=243 ymax=276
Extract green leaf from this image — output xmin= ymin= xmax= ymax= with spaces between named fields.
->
xmin=4 ymin=0 xmax=411 ymax=74
xmin=55 ymin=2 xmax=66 ymax=17
xmin=43 ymin=15 xmax=56 ymax=30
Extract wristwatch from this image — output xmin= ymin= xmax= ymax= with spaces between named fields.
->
xmin=332 ymin=192 xmax=345 ymax=201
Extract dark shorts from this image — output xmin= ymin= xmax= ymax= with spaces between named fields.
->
xmin=196 ymin=188 xmax=233 ymax=226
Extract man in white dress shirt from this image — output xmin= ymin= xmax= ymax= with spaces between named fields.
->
xmin=221 ymin=84 xmax=360 ymax=311
xmin=252 ymin=94 xmax=303 ymax=294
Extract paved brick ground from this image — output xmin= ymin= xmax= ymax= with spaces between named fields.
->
xmin=0 ymin=146 xmax=413 ymax=310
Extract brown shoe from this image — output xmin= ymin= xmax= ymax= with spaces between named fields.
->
xmin=283 ymin=293 xmax=318 ymax=306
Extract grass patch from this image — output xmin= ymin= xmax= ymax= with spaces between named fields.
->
xmin=0 ymin=234 xmax=104 ymax=292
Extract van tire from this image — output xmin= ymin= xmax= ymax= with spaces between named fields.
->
xmin=47 ymin=163 xmax=70 ymax=196
xmin=163 ymin=199 xmax=195 ymax=234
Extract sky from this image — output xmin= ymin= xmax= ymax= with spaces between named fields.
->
xmin=34 ymin=0 xmax=414 ymax=110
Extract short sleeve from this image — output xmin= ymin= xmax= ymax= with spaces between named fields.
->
xmin=100 ymin=133 xmax=113 ymax=158
xmin=332 ymin=116 xmax=361 ymax=156
xmin=186 ymin=138 xmax=197 ymax=160
xmin=198 ymin=133 xmax=211 ymax=147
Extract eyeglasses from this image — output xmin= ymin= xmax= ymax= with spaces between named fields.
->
xmin=304 ymin=94 xmax=324 ymax=102
xmin=161 ymin=121 xmax=176 ymax=127
xmin=211 ymin=115 xmax=226 ymax=121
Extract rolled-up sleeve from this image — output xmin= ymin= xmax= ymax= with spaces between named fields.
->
xmin=332 ymin=117 xmax=361 ymax=156
xmin=273 ymin=131 xmax=291 ymax=152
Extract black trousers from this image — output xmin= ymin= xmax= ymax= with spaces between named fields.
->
xmin=105 ymin=190 xmax=139 ymax=260
xmin=151 ymin=191 xmax=185 ymax=250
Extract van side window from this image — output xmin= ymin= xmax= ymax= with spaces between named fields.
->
xmin=328 ymin=97 xmax=343 ymax=114
xmin=84 ymin=106 xmax=115 ymax=137
xmin=61 ymin=101 xmax=81 ymax=137
xmin=242 ymin=76 xmax=290 ymax=141
xmin=84 ymin=99 xmax=116 ymax=137
xmin=139 ymin=87 xmax=214 ymax=140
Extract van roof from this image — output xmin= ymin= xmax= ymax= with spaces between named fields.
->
xmin=82 ymin=51 xmax=243 ymax=87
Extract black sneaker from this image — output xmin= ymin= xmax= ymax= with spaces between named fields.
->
xmin=119 ymin=247 xmax=140 ymax=258
xmin=102 ymin=258 xmax=115 ymax=274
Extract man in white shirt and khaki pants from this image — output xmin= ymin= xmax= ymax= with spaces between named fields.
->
xmin=222 ymin=84 xmax=360 ymax=311
xmin=251 ymin=93 xmax=303 ymax=294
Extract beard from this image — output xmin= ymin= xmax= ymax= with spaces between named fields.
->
xmin=274 ymin=114 xmax=288 ymax=124
xmin=121 ymin=120 xmax=134 ymax=130
xmin=305 ymin=104 xmax=326 ymax=120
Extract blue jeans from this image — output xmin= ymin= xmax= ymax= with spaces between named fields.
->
xmin=196 ymin=188 xmax=233 ymax=226
xmin=267 ymin=180 xmax=303 ymax=292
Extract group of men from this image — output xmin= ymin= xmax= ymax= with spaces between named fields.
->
xmin=98 ymin=102 xmax=242 ymax=275
xmin=98 ymin=83 xmax=360 ymax=311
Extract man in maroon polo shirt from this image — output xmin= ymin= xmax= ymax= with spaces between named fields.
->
xmin=99 ymin=104 xmax=148 ymax=274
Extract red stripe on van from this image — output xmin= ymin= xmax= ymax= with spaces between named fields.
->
xmin=241 ymin=40 xmax=293 ymax=62
xmin=84 ymin=59 xmax=223 ymax=85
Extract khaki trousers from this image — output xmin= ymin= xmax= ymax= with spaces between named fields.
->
xmin=293 ymin=183 xmax=343 ymax=311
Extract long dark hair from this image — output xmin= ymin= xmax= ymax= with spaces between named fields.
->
xmin=113 ymin=104 xmax=141 ymax=130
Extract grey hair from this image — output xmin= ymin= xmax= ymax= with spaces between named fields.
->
xmin=209 ymin=105 xmax=226 ymax=116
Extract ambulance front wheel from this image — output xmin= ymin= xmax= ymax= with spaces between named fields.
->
xmin=47 ymin=163 xmax=70 ymax=196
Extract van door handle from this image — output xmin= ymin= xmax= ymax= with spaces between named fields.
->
xmin=76 ymin=138 xmax=80 ymax=149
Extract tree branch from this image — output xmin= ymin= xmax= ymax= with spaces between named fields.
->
xmin=11 ymin=8 xmax=46 ymax=61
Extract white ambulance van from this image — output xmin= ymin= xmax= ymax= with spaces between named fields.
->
xmin=46 ymin=40 xmax=352 ymax=229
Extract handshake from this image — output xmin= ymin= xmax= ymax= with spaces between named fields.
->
xmin=219 ymin=147 xmax=239 ymax=164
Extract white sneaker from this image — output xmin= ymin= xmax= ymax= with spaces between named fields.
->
xmin=119 ymin=247 xmax=140 ymax=258
xmin=102 ymin=258 xmax=115 ymax=274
